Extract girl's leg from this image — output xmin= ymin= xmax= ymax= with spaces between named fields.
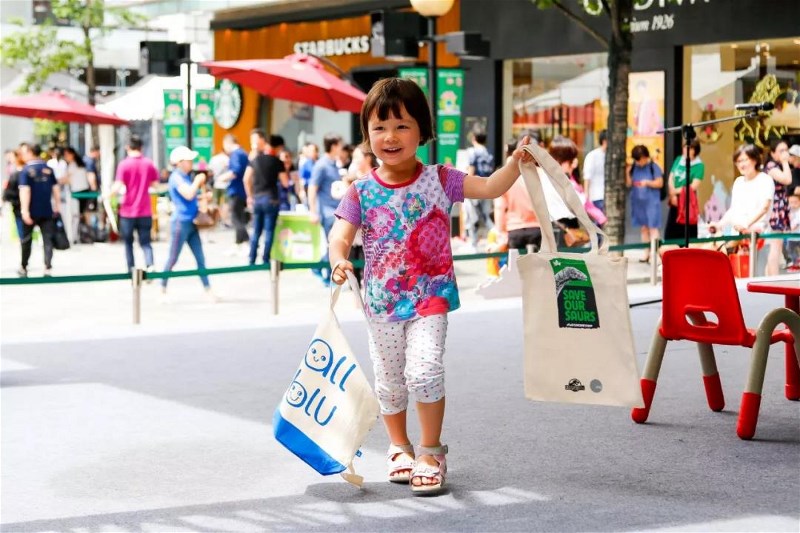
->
xmin=766 ymin=237 xmax=782 ymax=276
xmin=405 ymin=314 xmax=448 ymax=486
xmin=641 ymin=227 xmax=651 ymax=260
xmin=368 ymin=320 xmax=413 ymax=480
xmin=368 ymin=320 xmax=411 ymax=440
xmin=417 ymin=398 xmax=445 ymax=449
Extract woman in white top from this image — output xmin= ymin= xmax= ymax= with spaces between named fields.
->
xmin=709 ymin=145 xmax=774 ymax=260
xmin=63 ymin=146 xmax=97 ymax=226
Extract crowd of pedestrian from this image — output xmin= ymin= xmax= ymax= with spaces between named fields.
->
xmin=3 ymin=126 xmax=800 ymax=284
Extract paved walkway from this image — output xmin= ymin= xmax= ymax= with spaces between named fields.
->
xmin=2 ymin=289 xmax=798 ymax=532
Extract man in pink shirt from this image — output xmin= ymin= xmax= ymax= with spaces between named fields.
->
xmin=109 ymin=135 xmax=159 ymax=272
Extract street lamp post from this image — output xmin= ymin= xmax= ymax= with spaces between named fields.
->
xmin=410 ymin=0 xmax=455 ymax=165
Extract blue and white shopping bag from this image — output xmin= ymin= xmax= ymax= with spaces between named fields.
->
xmin=273 ymin=270 xmax=379 ymax=486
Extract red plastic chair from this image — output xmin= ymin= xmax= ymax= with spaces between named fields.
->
xmin=630 ymin=248 xmax=800 ymax=439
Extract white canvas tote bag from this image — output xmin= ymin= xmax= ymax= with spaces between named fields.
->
xmin=273 ymin=270 xmax=380 ymax=486
xmin=516 ymin=143 xmax=644 ymax=408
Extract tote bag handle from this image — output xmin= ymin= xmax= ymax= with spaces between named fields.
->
xmin=518 ymin=143 xmax=609 ymax=255
xmin=329 ymin=262 xmax=367 ymax=317
xmin=329 ymin=263 xmax=369 ymax=487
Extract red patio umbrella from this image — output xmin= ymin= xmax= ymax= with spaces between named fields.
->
xmin=202 ymin=54 xmax=366 ymax=114
xmin=0 ymin=91 xmax=129 ymax=125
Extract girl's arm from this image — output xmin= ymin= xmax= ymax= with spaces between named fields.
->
xmin=329 ymin=218 xmax=358 ymax=285
xmin=768 ymin=160 xmax=792 ymax=186
xmin=490 ymin=195 xmax=509 ymax=251
xmin=463 ymin=136 xmax=532 ymax=200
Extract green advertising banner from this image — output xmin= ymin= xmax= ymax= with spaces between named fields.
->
xmin=193 ymin=89 xmax=215 ymax=167
xmin=397 ymin=67 xmax=463 ymax=166
xmin=436 ymin=69 xmax=464 ymax=167
xmin=397 ymin=68 xmax=429 ymax=164
xmin=163 ymin=89 xmax=185 ymax=165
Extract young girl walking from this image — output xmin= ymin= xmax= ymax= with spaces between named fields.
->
xmin=328 ymin=78 xmax=532 ymax=494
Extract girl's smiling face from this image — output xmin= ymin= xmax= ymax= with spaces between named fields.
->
xmin=367 ymin=104 xmax=421 ymax=166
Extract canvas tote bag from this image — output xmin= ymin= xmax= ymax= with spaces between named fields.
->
xmin=516 ymin=143 xmax=644 ymax=408
xmin=273 ymin=270 xmax=380 ymax=486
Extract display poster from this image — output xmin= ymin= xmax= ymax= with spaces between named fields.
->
xmin=193 ymin=89 xmax=215 ymax=167
xmin=627 ymin=71 xmax=665 ymax=171
xmin=398 ymin=67 xmax=464 ymax=166
xmin=163 ymin=89 xmax=186 ymax=165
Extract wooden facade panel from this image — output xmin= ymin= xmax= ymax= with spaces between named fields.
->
xmin=212 ymin=5 xmax=461 ymax=148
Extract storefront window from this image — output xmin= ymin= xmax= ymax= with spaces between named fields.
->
xmin=685 ymin=37 xmax=800 ymax=221
xmin=510 ymin=52 xmax=608 ymax=155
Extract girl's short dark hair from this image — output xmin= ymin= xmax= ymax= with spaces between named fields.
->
xmin=359 ymin=78 xmax=434 ymax=150
xmin=548 ymin=135 xmax=578 ymax=164
xmin=733 ymin=144 xmax=762 ymax=168
xmin=631 ymin=144 xmax=650 ymax=161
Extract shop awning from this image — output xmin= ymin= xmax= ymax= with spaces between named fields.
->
xmin=97 ymin=73 xmax=216 ymax=121
xmin=691 ymin=53 xmax=757 ymax=101
xmin=516 ymin=67 xmax=609 ymax=112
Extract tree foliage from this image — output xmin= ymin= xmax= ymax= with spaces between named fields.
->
xmin=530 ymin=0 xmax=636 ymax=246
xmin=1 ymin=0 xmax=147 ymax=148
xmin=0 ymin=0 xmax=147 ymax=95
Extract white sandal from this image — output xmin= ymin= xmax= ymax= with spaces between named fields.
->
xmin=410 ymin=444 xmax=448 ymax=495
xmin=387 ymin=443 xmax=415 ymax=483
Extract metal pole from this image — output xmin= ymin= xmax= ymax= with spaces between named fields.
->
xmin=132 ymin=268 xmax=143 ymax=324
xmin=270 ymin=260 xmax=280 ymax=315
xmin=650 ymin=238 xmax=659 ymax=286
xmin=749 ymin=232 xmax=758 ymax=278
xmin=427 ymin=16 xmax=437 ymax=165
xmin=186 ymin=60 xmax=193 ymax=149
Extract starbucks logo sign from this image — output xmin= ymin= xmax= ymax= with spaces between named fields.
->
xmin=214 ymin=80 xmax=242 ymax=130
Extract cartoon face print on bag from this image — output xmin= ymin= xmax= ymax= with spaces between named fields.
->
xmin=286 ymin=369 xmax=308 ymax=407
xmin=304 ymin=339 xmax=334 ymax=376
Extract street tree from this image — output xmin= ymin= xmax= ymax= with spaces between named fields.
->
xmin=0 ymin=0 xmax=146 ymax=148
xmin=531 ymin=0 xmax=634 ymax=246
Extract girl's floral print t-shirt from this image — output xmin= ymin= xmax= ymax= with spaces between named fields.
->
xmin=335 ymin=163 xmax=466 ymax=323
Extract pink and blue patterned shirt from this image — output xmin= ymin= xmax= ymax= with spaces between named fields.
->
xmin=335 ymin=163 xmax=466 ymax=323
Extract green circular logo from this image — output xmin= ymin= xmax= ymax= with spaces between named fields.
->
xmin=214 ymin=80 xmax=242 ymax=130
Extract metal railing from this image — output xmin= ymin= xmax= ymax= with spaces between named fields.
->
xmin=2 ymin=233 xmax=798 ymax=324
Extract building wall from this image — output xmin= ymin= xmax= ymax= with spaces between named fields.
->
xmin=211 ymin=3 xmax=461 ymax=150
xmin=460 ymin=0 xmax=800 ymax=161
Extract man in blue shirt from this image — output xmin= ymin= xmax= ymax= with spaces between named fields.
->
xmin=17 ymin=142 xmax=60 ymax=277
xmin=308 ymin=133 xmax=343 ymax=284
xmin=299 ymin=142 xmax=318 ymax=197
xmin=160 ymin=146 xmax=217 ymax=301
xmin=216 ymin=134 xmax=250 ymax=251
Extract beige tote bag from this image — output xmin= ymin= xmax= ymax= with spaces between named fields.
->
xmin=516 ymin=143 xmax=644 ymax=408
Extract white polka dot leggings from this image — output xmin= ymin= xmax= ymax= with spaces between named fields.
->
xmin=367 ymin=314 xmax=448 ymax=415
